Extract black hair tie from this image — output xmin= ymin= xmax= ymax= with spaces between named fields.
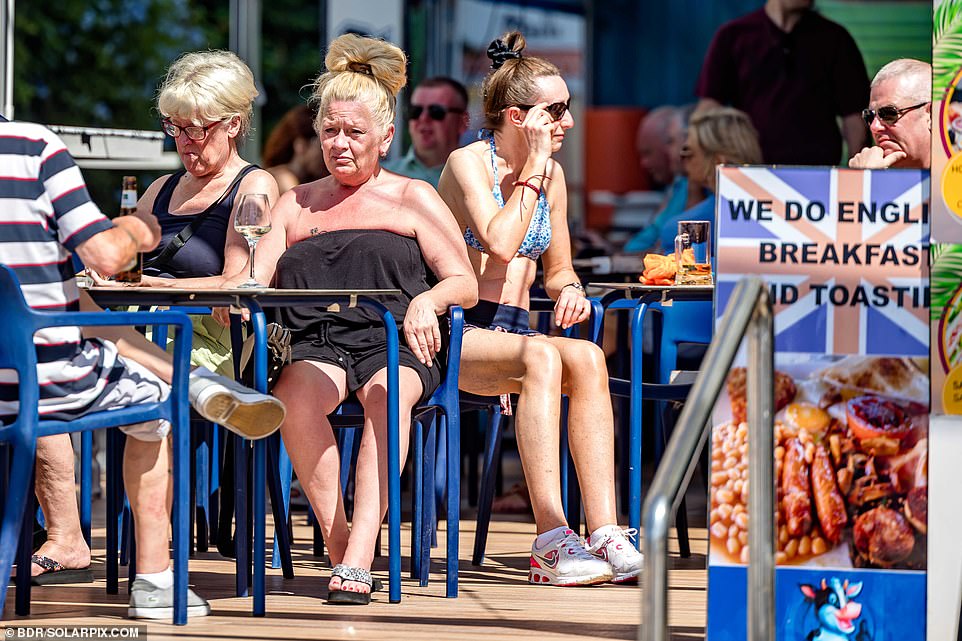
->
xmin=486 ymin=38 xmax=521 ymax=70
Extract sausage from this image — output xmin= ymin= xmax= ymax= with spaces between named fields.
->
xmin=853 ymin=506 xmax=915 ymax=566
xmin=781 ymin=438 xmax=812 ymax=536
xmin=811 ymin=443 xmax=847 ymax=544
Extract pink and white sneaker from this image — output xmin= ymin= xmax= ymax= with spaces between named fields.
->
xmin=529 ymin=528 xmax=613 ymax=586
xmin=586 ymin=525 xmax=644 ymax=583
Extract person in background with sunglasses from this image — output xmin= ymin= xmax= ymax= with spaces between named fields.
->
xmin=849 ymin=59 xmax=931 ymax=170
xmin=439 ymin=31 xmax=644 ymax=587
xmin=382 ymin=76 xmax=470 ymax=187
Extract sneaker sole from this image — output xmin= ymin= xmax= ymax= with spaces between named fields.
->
xmin=610 ymin=570 xmax=642 ymax=584
xmin=528 ymin=569 xmax=613 ymax=586
xmin=128 ymin=603 xmax=211 ymax=619
xmin=201 ymin=394 xmax=285 ymax=440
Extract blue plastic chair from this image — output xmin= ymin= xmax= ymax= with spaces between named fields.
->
xmin=0 ymin=265 xmax=194 ymax=624
xmin=304 ymin=306 xmax=466 ymax=599
xmin=602 ymin=293 xmax=710 ymax=557
xmin=470 ymin=298 xmax=604 ymax=566
xmin=264 ymin=304 xmax=454 ymax=603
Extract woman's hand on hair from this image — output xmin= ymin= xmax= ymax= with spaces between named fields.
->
xmin=403 ymin=294 xmax=442 ymax=366
xmin=520 ymin=102 xmax=555 ymax=162
xmin=553 ymin=286 xmax=590 ymax=330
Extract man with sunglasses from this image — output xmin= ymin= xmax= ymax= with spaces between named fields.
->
xmin=849 ymin=59 xmax=931 ymax=170
xmin=383 ymin=76 xmax=469 ymax=187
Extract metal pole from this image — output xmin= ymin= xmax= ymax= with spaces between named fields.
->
xmin=642 ymin=277 xmax=768 ymax=641
xmin=747 ymin=290 xmax=775 ymax=641
xmin=230 ymin=0 xmax=262 ymax=164
xmin=0 ymin=0 xmax=14 ymax=119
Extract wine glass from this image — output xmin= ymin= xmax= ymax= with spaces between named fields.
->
xmin=234 ymin=193 xmax=271 ymax=288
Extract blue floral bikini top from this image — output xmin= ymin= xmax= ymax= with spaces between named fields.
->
xmin=463 ymin=132 xmax=552 ymax=260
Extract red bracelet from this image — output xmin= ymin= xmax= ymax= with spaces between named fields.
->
xmin=512 ymin=178 xmax=542 ymax=198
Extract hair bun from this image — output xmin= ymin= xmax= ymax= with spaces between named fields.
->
xmin=486 ymin=38 xmax=521 ymax=69
xmin=347 ymin=61 xmax=373 ymax=76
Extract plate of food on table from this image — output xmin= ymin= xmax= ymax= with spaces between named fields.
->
xmin=710 ymin=355 xmax=928 ymax=570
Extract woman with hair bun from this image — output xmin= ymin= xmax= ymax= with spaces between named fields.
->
xmin=236 ymin=34 xmax=477 ymax=605
xmin=438 ymin=31 xmax=643 ymax=586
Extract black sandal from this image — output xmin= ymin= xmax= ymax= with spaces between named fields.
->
xmin=327 ymin=564 xmax=373 ymax=605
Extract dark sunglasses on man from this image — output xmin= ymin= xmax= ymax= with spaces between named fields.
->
xmin=408 ymin=104 xmax=464 ymax=121
xmin=861 ymin=102 xmax=928 ymax=127
xmin=515 ymin=100 xmax=571 ymax=122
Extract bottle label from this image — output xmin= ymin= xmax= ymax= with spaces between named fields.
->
xmin=120 ymin=189 xmax=137 ymax=210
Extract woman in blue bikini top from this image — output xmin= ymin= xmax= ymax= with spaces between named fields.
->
xmin=438 ymin=31 xmax=644 ymax=587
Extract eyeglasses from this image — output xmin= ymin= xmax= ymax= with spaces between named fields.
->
xmin=161 ymin=118 xmax=226 ymax=141
xmin=408 ymin=104 xmax=464 ymax=121
xmin=861 ymin=102 xmax=928 ymax=127
xmin=515 ymin=100 xmax=571 ymax=122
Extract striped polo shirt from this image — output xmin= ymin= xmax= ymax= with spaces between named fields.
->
xmin=0 ymin=121 xmax=121 ymax=418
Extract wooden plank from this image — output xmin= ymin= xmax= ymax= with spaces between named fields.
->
xmin=4 ymin=515 xmax=708 ymax=641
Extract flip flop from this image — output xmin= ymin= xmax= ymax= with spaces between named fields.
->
xmin=28 ymin=555 xmax=94 ymax=586
xmin=327 ymin=564 xmax=373 ymax=605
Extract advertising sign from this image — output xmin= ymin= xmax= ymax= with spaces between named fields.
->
xmin=708 ymin=166 xmax=929 ymax=641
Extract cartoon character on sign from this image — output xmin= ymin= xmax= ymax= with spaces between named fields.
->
xmin=799 ymin=578 xmax=871 ymax=641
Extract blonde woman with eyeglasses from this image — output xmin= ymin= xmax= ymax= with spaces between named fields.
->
xmin=92 ymin=50 xmax=280 ymax=381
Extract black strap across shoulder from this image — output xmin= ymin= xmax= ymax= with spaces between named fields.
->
xmin=144 ymin=163 xmax=259 ymax=270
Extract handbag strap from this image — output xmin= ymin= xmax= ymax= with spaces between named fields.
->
xmin=144 ymin=163 xmax=259 ymax=270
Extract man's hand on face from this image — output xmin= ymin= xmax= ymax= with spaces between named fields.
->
xmin=848 ymin=145 xmax=907 ymax=169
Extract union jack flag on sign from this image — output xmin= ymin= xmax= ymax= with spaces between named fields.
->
xmin=715 ymin=166 xmax=929 ymax=356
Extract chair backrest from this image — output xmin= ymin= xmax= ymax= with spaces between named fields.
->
xmin=654 ymin=299 xmax=713 ymax=384
xmin=0 ymin=265 xmax=41 ymax=437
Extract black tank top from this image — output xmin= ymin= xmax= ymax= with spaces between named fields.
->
xmin=273 ymin=230 xmax=432 ymax=349
xmin=144 ymin=165 xmax=258 ymax=278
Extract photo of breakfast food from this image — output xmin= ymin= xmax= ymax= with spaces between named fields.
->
xmin=709 ymin=355 xmax=928 ymax=570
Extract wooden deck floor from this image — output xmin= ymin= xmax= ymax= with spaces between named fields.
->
xmin=2 ymin=512 xmax=708 ymax=641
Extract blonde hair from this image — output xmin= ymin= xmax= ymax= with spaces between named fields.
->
xmin=690 ymin=107 xmax=763 ymax=165
xmin=312 ymin=34 xmax=407 ymax=133
xmin=157 ymin=50 xmax=258 ymax=137
xmin=480 ymin=31 xmax=560 ymax=129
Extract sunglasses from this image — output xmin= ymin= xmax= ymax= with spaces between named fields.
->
xmin=515 ymin=100 xmax=571 ymax=122
xmin=408 ymin=104 xmax=464 ymax=121
xmin=162 ymin=118 xmax=226 ymax=141
xmin=861 ymin=102 xmax=928 ymax=127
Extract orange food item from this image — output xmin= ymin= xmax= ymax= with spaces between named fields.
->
xmin=638 ymin=249 xmax=694 ymax=285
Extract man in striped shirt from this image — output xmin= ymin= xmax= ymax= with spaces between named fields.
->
xmin=0 ymin=121 xmax=221 ymax=618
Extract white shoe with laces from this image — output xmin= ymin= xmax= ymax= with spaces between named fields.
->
xmin=188 ymin=367 xmax=286 ymax=440
xmin=586 ymin=525 xmax=644 ymax=583
xmin=528 ymin=528 xmax=613 ymax=586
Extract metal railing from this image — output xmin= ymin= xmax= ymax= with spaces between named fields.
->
xmin=641 ymin=277 xmax=774 ymax=641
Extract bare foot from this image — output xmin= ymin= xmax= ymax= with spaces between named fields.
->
xmin=30 ymin=540 xmax=91 ymax=577
xmin=328 ymin=573 xmax=371 ymax=595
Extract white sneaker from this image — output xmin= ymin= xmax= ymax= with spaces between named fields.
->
xmin=188 ymin=367 xmax=286 ymax=440
xmin=128 ymin=578 xmax=210 ymax=619
xmin=529 ymin=528 xmax=613 ymax=586
xmin=586 ymin=525 xmax=644 ymax=583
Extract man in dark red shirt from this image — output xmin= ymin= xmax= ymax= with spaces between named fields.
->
xmin=695 ymin=0 xmax=869 ymax=166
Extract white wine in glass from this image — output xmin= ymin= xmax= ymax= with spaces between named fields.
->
xmin=234 ymin=193 xmax=271 ymax=288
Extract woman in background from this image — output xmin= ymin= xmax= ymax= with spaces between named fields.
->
xmin=263 ymin=104 xmax=328 ymax=193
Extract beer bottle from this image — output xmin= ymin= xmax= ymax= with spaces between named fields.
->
xmin=114 ymin=175 xmax=142 ymax=284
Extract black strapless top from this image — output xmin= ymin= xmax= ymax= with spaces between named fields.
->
xmin=273 ymin=229 xmax=432 ymax=350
